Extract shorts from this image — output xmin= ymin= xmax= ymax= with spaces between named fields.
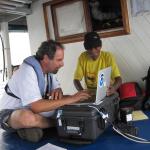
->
xmin=0 ymin=109 xmax=16 ymax=132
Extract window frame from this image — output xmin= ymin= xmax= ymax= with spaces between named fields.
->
xmin=43 ymin=0 xmax=130 ymax=44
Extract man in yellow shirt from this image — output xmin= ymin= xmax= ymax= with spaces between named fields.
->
xmin=74 ymin=32 xmax=122 ymax=96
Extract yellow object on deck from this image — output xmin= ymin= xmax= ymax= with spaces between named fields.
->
xmin=132 ymin=110 xmax=148 ymax=121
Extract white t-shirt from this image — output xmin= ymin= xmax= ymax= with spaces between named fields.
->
xmin=0 ymin=63 xmax=61 ymax=117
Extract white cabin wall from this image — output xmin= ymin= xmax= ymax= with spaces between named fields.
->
xmin=27 ymin=0 xmax=150 ymax=94
xmin=27 ymin=0 xmax=48 ymax=54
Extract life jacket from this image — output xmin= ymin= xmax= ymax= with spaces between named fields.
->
xmin=5 ymin=56 xmax=52 ymax=99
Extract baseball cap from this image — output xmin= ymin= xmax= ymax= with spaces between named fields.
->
xmin=84 ymin=32 xmax=102 ymax=50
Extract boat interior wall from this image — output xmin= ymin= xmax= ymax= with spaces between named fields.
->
xmin=131 ymin=0 xmax=150 ymax=16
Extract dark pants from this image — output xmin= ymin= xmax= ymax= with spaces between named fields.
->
xmin=0 ymin=109 xmax=15 ymax=132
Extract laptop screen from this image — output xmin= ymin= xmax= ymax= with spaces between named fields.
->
xmin=71 ymin=67 xmax=111 ymax=106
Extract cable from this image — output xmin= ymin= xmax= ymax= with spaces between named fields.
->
xmin=88 ymin=105 xmax=109 ymax=120
xmin=125 ymin=133 xmax=148 ymax=141
xmin=88 ymin=105 xmax=150 ymax=144
xmin=0 ymin=34 xmax=6 ymax=81
xmin=113 ymin=126 xmax=150 ymax=143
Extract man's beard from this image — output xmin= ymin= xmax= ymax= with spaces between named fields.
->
xmin=53 ymin=69 xmax=58 ymax=74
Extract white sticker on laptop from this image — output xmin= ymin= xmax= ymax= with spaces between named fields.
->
xmin=99 ymin=73 xmax=106 ymax=88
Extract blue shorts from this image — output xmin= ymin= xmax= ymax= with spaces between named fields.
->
xmin=0 ymin=109 xmax=16 ymax=132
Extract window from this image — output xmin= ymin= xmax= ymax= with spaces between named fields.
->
xmin=9 ymin=32 xmax=31 ymax=66
xmin=0 ymin=32 xmax=31 ymax=97
xmin=43 ymin=0 xmax=130 ymax=43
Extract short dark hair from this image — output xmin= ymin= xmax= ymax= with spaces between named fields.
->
xmin=84 ymin=32 xmax=102 ymax=50
xmin=35 ymin=39 xmax=64 ymax=60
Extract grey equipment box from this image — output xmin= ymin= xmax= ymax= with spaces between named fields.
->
xmin=56 ymin=93 xmax=120 ymax=144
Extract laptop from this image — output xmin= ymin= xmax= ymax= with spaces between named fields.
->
xmin=72 ymin=66 xmax=112 ymax=105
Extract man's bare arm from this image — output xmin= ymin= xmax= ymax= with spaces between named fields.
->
xmin=73 ymin=79 xmax=84 ymax=91
xmin=30 ymin=91 xmax=90 ymax=113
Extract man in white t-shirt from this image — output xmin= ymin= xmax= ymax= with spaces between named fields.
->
xmin=0 ymin=40 xmax=90 ymax=142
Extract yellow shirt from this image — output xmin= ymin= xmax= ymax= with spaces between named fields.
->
xmin=74 ymin=51 xmax=121 ymax=92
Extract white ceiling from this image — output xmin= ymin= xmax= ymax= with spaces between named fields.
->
xmin=0 ymin=0 xmax=35 ymax=23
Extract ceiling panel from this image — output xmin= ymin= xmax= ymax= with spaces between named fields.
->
xmin=0 ymin=0 xmax=35 ymax=23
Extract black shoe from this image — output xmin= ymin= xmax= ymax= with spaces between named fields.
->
xmin=17 ymin=128 xmax=43 ymax=142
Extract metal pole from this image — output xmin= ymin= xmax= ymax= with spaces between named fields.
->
xmin=1 ymin=22 xmax=12 ymax=79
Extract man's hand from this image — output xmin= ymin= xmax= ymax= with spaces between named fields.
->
xmin=49 ymin=88 xmax=63 ymax=100
xmin=31 ymin=90 xmax=91 ymax=113
xmin=70 ymin=90 xmax=91 ymax=103
xmin=106 ymin=85 xmax=116 ymax=96
xmin=106 ymin=77 xmax=122 ymax=96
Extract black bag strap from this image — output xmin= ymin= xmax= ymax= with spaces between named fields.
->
xmin=4 ymin=75 xmax=52 ymax=100
xmin=4 ymin=84 xmax=20 ymax=99
xmin=43 ymin=74 xmax=52 ymax=99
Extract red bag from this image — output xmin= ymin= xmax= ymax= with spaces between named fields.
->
xmin=119 ymin=82 xmax=144 ymax=110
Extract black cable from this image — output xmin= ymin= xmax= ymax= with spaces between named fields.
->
xmin=0 ymin=34 xmax=6 ymax=81
xmin=88 ymin=105 xmax=150 ymax=143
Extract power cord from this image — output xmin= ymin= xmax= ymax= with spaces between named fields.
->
xmin=88 ymin=105 xmax=108 ymax=120
xmin=113 ymin=126 xmax=150 ymax=143
xmin=88 ymin=105 xmax=150 ymax=144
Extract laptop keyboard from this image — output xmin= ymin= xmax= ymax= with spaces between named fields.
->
xmin=79 ymin=95 xmax=96 ymax=103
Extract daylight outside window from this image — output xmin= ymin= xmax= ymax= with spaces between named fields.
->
xmin=9 ymin=32 xmax=31 ymax=66
xmin=0 ymin=32 xmax=31 ymax=97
